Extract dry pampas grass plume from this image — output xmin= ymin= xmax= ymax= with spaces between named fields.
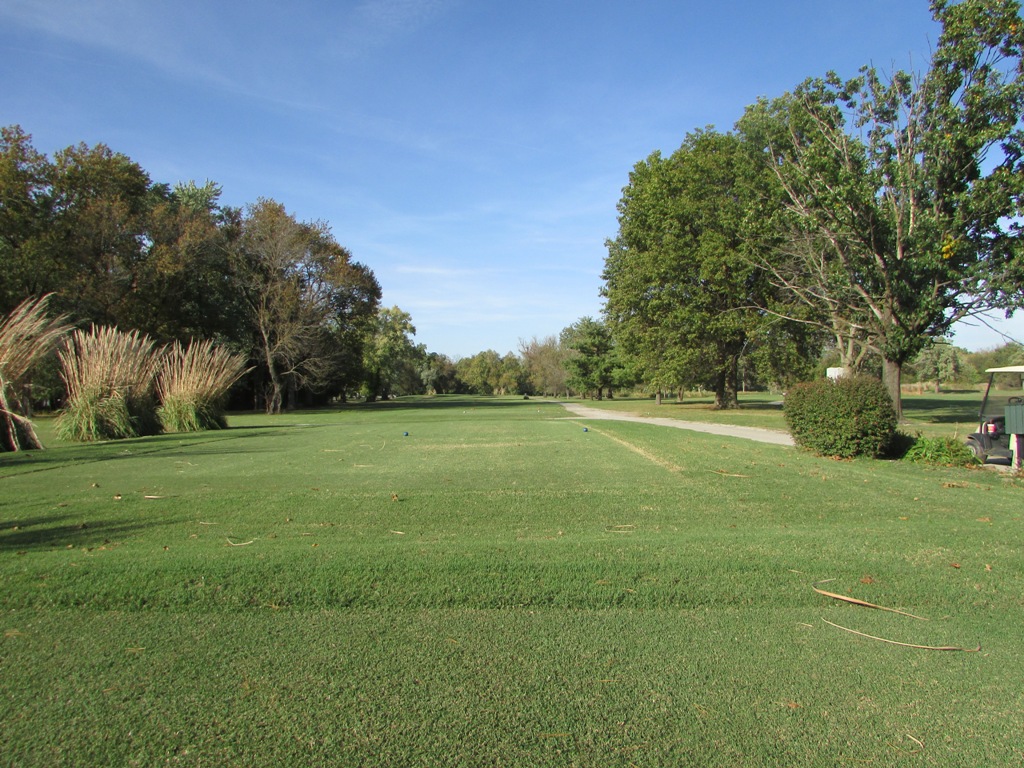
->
xmin=0 ymin=295 xmax=72 ymax=451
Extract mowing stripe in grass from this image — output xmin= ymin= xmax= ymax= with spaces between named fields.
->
xmin=566 ymin=420 xmax=685 ymax=473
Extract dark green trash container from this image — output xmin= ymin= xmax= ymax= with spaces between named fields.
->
xmin=1005 ymin=403 xmax=1024 ymax=434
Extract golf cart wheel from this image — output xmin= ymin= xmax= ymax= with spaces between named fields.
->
xmin=965 ymin=439 xmax=987 ymax=461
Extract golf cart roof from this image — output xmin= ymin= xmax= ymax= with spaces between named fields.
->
xmin=985 ymin=366 xmax=1024 ymax=373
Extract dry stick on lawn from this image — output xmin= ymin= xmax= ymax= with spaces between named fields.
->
xmin=812 ymin=579 xmax=929 ymax=620
xmin=821 ymin=619 xmax=981 ymax=652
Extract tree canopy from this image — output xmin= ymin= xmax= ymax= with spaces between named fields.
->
xmin=604 ymin=129 xmax=785 ymax=408
xmin=603 ymin=0 xmax=1024 ymax=415
xmin=0 ymin=128 xmax=389 ymax=413
xmin=736 ymin=0 xmax=1024 ymax=415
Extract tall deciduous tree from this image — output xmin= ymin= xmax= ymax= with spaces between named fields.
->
xmin=419 ymin=352 xmax=459 ymax=394
xmin=455 ymin=349 xmax=503 ymax=395
xmin=136 ymin=181 xmax=246 ymax=343
xmin=361 ymin=306 xmax=418 ymax=401
xmin=911 ymin=339 xmax=963 ymax=391
xmin=560 ymin=317 xmax=621 ymax=399
xmin=0 ymin=126 xmax=52 ymax=315
xmin=519 ymin=335 xmax=569 ymax=397
xmin=738 ymin=0 xmax=1024 ymax=417
xmin=310 ymin=259 xmax=381 ymax=402
xmin=603 ymin=129 xmax=768 ymax=409
xmin=46 ymin=141 xmax=155 ymax=328
xmin=237 ymin=199 xmax=374 ymax=412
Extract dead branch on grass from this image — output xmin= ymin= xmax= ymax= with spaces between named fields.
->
xmin=812 ymin=579 xmax=929 ymax=620
xmin=821 ymin=619 xmax=980 ymax=652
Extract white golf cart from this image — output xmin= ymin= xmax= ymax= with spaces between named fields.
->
xmin=965 ymin=365 xmax=1024 ymax=465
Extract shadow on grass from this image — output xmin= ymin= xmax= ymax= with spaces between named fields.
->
xmin=0 ymin=426 xmax=308 ymax=479
xmin=902 ymin=397 xmax=980 ymax=424
xmin=619 ymin=399 xmax=783 ymax=412
xmin=0 ymin=511 xmax=186 ymax=551
xmin=347 ymin=395 xmax=543 ymax=412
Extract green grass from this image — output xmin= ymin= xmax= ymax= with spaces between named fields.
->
xmin=2 ymin=396 xmax=1023 ymax=766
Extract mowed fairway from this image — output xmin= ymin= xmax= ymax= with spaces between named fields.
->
xmin=2 ymin=397 xmax=1022 ymax=767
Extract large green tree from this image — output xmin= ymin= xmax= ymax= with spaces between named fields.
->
xmin=237 ymin=199 xmax=376 ymax=412
xmin=560 ymin=317 xmax=623 ymax=399
xmin=0 ymin=129 xmax=388 ymax=413
xmin=455 ymin=350 xmax=503 ymax=395
xmin=738 ymin=0 xmax=1024 ymax=416
xmin=0 ymin=126 xmax=52 ymax=315
xmin=603 ymin=129 xmax=770 ymax=409
xmin=134 ymin=181 xmax=247 ymax=343
xmin=45 ymin=141 xmax=156 ymax=328
xmin=419 ymin=352 xmax=459 ymax=395
xmin=0 ymin=130 xmax=242 ymax=343
xmin=361 ymin=306 xmax=418 ymax=401
xmin=519 ymin=335 xmax=569 ymax=397
xmin=311 ymin=259 xmax=381 ymax=402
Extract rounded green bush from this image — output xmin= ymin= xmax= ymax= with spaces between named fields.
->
xmin=784 ymin=375 xmax=898 ymax=458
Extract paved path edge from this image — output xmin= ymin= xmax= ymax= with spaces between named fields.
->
xmin=556 ymin=402 xmax=795 ymax=447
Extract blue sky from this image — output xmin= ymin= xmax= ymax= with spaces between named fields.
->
xmin=2 ymin=0 xmax=1022 ymax=358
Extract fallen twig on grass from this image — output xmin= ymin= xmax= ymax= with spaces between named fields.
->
xmin=605 ymin=525 xmax=635 ymax=533
xmin=225 ymin=538 xmax=254 ymax=546
xmin=821 ymin=619 xmax=980 ymax=652
xmin=812 ymin=579 xmax=929 ymax=620
xmin=709 ymin=470 xmax=750 ymax=477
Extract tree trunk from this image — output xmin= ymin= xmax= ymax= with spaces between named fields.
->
xmin=713 ymin=358 xmax=741 ymax=410
xmin=265 ymin=369 xmax=283 ymax=414
xmin=286 ymin=376 xmax=297 ymax=411
xmin=882 ymin=357 xmax=904 ymax=421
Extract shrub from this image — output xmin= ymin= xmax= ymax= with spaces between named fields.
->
xmin=902 ymin=436 xmax=980 ymax=467
xmin=784 ymin=375 xmax=898 ymax=458
xmin=56 ymin=326 xmax=163 ymax=442
xmin=157 ymin=339 xmax=250 ymax=433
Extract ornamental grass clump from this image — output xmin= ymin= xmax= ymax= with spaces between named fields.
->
xmin=0 ymin=295 xmax=72 ymax=451
xmin=784 ymin=374 xmax=898 ymax=458
xmin=56 ymin=326 xmax=163 ymax=442
xmin=902 ymin=435 xmax=980 ymax=467
xmin=157 ymin=339 xmax=250 ymax=432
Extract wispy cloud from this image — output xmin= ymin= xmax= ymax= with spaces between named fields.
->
xmin=335 ymin=0 xmax=453 ymax=59
xmin=0 ymin=0 xmax=236 ymax=89
xmin=0 ymin=0 xmax=455 ymax=109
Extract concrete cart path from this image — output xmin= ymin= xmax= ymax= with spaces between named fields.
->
xmin=557 ymin=402 xmax=795 ymax=447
